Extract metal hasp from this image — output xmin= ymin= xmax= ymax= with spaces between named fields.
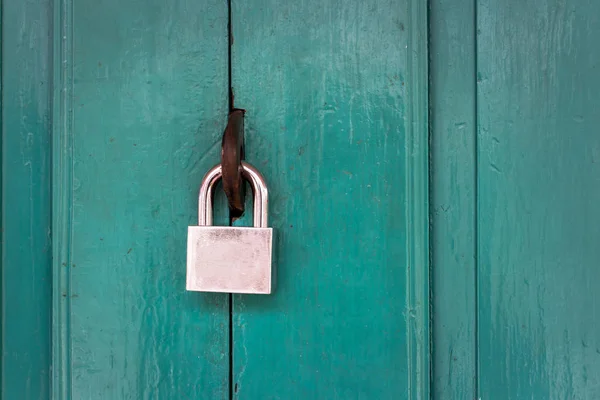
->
xmin=186 ymin=162 xmax=274 ymax=294
xmin=221 ymin=109 xmax=246 ymax=220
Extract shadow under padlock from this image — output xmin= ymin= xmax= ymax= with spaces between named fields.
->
xmin=186 ymin=162 xmax=274 ymax=294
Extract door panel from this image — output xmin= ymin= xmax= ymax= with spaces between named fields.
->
xmin=431 ymin=0 xmax=600 ymax=398
xmin=230 ymin=0 xmax=429 ymax=398
xmin=477 ymin=1 xmax=600 ymax=398
xmin=11 ymin=0 xmax=599 ymax=398
xmin=2 ymin=0 xmax=53 ymax=398
xmin=52 ymin=0 xmax=230 ymax=397
xmin=429 ymin=0 xmax=477 ymax=398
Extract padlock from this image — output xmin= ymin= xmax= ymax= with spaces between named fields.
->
xmin=186 ymin=161 xmax=274 ymax=294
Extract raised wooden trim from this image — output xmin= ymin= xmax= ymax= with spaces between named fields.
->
xmin=405 ymin=0 xmax=430 ymax=398
xmin=51 ymin=0 xmax=74 ymax=397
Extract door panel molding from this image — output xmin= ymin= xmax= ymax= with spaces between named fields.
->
xmin=52 ymin=1 xmax=74 ymax=398
xmin=405 ymin=0 xmax=431 ymax=397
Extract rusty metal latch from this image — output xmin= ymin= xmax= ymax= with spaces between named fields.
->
xmin=221 ymin=109 xmax=246 ymax=220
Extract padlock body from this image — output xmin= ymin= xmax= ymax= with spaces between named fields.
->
xmin=186 ymin=226 xmax=273 ymax=294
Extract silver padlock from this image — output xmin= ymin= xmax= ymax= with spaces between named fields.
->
xmin=186 ymin=161 xmax=274 ymax=294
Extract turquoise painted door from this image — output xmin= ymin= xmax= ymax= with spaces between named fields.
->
xmin=430 ymin=0 xmax=600 ymax=399
xmin=3 ymin=0 xmax=428 ymax=398
xmin=3 ymin=0 xmax=600 ymax=399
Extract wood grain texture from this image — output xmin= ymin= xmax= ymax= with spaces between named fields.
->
xmin=230 ymin=1 xmax=429 ymax=398
xmin=429 ymin=0 xmax=477 ymax=398
xmin=2 ymin=0 xmax=53 ymax=398
xmin=52 ymin=0 xmax=231 ymax=397
xmin=477 ymin=1 xmax=600 ymax=398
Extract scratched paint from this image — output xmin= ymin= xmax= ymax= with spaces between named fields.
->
xmin=431 ymin=0 xmax=600 ymax=398
xmin=61 ymin=0 xmax=231 ymax=397
xmin=9 ymin=0 xmax=598 ymax=398
xmin=477 ymin=1 xmax=600 ymax=398
xmin=429 ymin=0 xmax=478 ymax=397
xmin=2 ymin=0 xmax=53 ymax=398
xmin=230 ymin=0 xmax=429 ymax=398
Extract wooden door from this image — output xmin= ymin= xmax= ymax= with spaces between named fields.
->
xmin=5 ymin=0 xmax=600 ymax=399
xmin=3 ymin=0 xmax=429 ymax=398
xmin=4 ymin=0 xmax=231 ymax=397
xmin=431 ymin=0 xmax=600 ymax=398
xmin=229 ymin=0 xmax=428 ymax=398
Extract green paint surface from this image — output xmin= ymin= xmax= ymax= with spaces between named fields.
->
xmin=4 ymin=1 xmax=428 ymax=398
xmin=230 ymin=0 xmax=429 ymax=398
xmin=431 ymin=0 xmax=600 ymax=398
xmin=477 ymin=1 xmax=600 ymax=398
xmin=2 ymin=0 xmax=52 ymax=398
xmin=429 ymin=0 xmax=477 ymax=398
xmin=5 ymin=0 xmax=600 ymax=399
xmin=53 ymin=0 xmax=231 ymax=397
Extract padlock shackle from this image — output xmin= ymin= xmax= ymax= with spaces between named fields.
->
xmin=198 ymin=162 xmax=268 ymax=228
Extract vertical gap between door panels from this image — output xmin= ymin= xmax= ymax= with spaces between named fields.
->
xmin=227 ymin=0 xmax=234 ymax=399
xmin=473 ymin=0 xmax=480 ymax=396
xmin=0 ymin=0 xmax=3 ymax=393
xmin=227 ymin=0 xmax=234 ymax=112
xmin=426 ymin=1 xmax=433 ymax=396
